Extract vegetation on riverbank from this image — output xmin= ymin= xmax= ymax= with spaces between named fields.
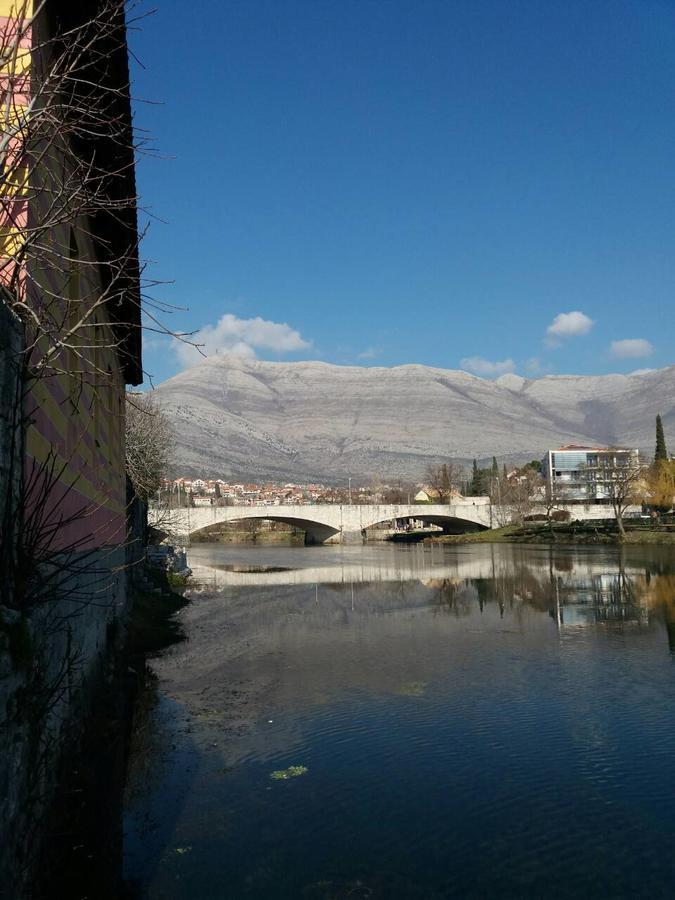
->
xmin=127 ymin=568 xmax=190 ymax=657
xmin=192 ymin=530 xmax=304 ymax=545
xmin=429 ymin=523 xmax=675 ymax=545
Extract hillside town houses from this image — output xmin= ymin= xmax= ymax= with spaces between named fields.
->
xmin=163 ymin=441 xmax=645 ymax=511
xmin=164 ymin=478 xmax=337 ymax=506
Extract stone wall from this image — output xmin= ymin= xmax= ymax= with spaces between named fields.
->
xmin=0 ymin=543 xmax=132 ymax=897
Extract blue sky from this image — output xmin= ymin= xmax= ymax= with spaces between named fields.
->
xmin=131 ymin=0 xmax=675 ymax=383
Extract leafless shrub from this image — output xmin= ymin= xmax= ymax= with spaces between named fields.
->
xmin=589 ymin=456 xmax=643 ymax=539
xmin=423 ymin=462 xmax=464 ymax=503
xmin=125 ymin=391 xmax=173 ymax=502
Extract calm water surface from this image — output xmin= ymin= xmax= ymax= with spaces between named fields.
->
xmin=123 ymin=543 xmax=675 ymax=899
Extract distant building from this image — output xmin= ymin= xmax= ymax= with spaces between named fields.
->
xmin=542 ymin=445 xmax=640 ymax=503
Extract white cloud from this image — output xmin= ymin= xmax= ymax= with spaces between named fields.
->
xmin=525 ymin=356 xmax=546 ymax=376
xmin=460 ymin=356 xmax=516 ymax=377
xmin=174 ymin=313 xmax=311 ymax=368
xmin=545 ymin=310 xmax=594 ymax=342
xmin=357 ymin=346 xmax=382 ymax=360
xmin=610 ymin=338 xmax=654 ymax=359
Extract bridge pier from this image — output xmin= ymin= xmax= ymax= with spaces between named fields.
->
xmin=326 ymin=529 xmax=366 ymax=545
xmin=304 ymin=523 xmax=342 ymax=544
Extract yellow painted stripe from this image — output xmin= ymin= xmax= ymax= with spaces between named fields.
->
xmin=0 ymin=2 xmax=33 ymax=18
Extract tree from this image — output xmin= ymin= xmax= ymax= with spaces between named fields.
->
xmin=492 ymin=468 xmax=543 ymax=526
xmin=645 ymin=459 xmax=675 ymax=515
xmin=424 ymin=462 xmax=464 ymax=503
xmin=655 ymin=415 xmax=668 ymax=462
xmin=468 ymin=458 xmax=491 ymax=496
xmin=542 ymin=479 xmax=570 ymax=533
xmin=125 ymin=392 xmax=173 ymax=502
xmin=214 ymin=481 xmax=221 ymax=499
xmin=491 ymin=457 xmax=499 ymax=479
xmin=591 ymin=453 xmax=643 ymax=539
xmin=382 ymin=482 xmax=414 ymax=504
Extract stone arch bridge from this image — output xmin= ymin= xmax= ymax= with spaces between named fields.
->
xmin=151 ymin=501 xmax=493 ymax=545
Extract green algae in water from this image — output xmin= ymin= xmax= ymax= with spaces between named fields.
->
xmin=270 ymin=765 xmax=308 ymax=780
xmin=396 ymin=680 xmax=427 ymax=697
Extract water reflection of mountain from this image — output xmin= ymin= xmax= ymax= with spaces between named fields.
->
xmin=187 ymin=543 xmax=675 ymax=632
xmin=148 ymin=544 xmax=675 ymax=774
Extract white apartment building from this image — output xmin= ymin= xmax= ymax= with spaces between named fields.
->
xmin=542 ymin=445 xmax=640 ymax=503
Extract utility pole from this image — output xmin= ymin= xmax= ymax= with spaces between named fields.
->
xmin=348 ymin=477 xmax=352 ymax=505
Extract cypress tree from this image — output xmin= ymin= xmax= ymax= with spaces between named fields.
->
xmin=440 ymin=464 xmax=451 ymax=501
xmin=492 ymin=456 xmax=499 ymax=478
xmin=503 ymin=464 xmax=508 ymax=481
xmin=655 ymin=414 xmax=668 ymax=462
xmin=471 ymin=458 xmax=479 ymax=494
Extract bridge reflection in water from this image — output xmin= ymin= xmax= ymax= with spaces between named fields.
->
xmin=186 ymin=543 xmax=675 ymax=638
xmin=121 ymin=542 xmax=675 ymax=899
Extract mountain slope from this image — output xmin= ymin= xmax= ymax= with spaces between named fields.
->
xmin=153 ymin=358 xmax=675 ymax=481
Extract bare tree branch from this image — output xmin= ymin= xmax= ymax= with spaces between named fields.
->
xmin=125 ymin=391 xmax=173 ymax=502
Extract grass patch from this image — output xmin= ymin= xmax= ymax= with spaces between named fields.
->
xmin=622 ymin=530 xmax=675 ymax=544
xmin=428 ymin=524 xmax=675 ymax=545
xmin=167 ymin=571 xmax=191 ymax=589
xmin=430 ymin=526 xmax=520 ymax=544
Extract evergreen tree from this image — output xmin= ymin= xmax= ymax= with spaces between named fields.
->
xmin=440 ymin=464 xmax=451 ymax=501
xmin=503 ymin=464 xmax=508 ymax=481
xmin=492 ymin=457 xmax=499 ymax=478
xmin=214 ymin=481 xmax=222 ymax=499
xmin=471 ymin=458 xmax=479 ymax=494
xmin=655 ymin=414 xmax=668 ymax=462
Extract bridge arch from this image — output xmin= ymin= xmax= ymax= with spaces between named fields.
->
xmin=385 ymin=513 xmax=487 ymax=534
xmin=190 ymin=513 xmax=339 ymax=545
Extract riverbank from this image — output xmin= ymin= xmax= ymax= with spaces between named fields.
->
xmin=428 ymin=523 xmax=675 ymax=545
xmin=30 ymin=565 xmax=190 ymax=900
xmin=192 ymin=530 xmax=304 ymax=545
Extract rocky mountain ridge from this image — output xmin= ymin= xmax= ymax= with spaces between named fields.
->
xmin=153 ymin=357 xmax=675 ymax=482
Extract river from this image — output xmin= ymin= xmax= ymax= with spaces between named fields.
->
xmin=122 ymin=542 xmax=675 ymax=899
